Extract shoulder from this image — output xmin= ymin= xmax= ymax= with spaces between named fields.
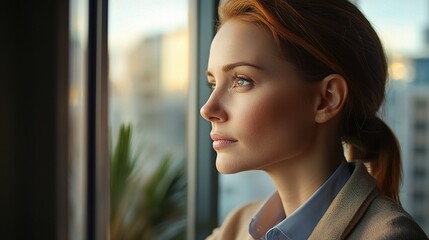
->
xmin=349 ymin=194 xmax=428 ymax=239
xmin=310 ymin=161 xmax=428 ymax=239
xmin=205 ymin=201 xmax=263 ymax=240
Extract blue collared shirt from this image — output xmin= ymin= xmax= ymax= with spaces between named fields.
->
xmin=249 ymin=161 xmax=351 ymax=240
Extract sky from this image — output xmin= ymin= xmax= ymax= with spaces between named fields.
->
xmin=359 ymin=0 xmax=429 ymax=56
xmin=108 ymin=0 xmax=188 ymax=48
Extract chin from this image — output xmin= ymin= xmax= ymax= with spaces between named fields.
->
xmin=215 ymin=155 xmax=254 ymax=174
xmin=215 ymin=160 xmax=238 ymax=174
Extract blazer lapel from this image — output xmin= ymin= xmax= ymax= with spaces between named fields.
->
xmin=308 ymin=161 xmax=378 ymax=240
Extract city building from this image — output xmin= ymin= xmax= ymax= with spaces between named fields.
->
xmin=385 ymin=57 xmax=429 ymax=235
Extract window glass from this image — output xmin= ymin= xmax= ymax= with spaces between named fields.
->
xmin=69 ymin=0 xmax=88 ymax=239
xmin=108 ymin=1 xmax=189 ymax=239
xmin=359 ymin=0 xmax=429 ymax=235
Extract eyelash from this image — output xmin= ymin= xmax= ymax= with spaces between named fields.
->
xmin=232 ymin=74 xmax=253 ymax=88
xmin=207 ymin=74 xmax=254 ymax=91
xmin=207 ymin=82 xmax=216 ymax=91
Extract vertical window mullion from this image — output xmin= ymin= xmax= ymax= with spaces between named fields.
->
xmin=190 ymin=0 xmax=220 ymax=239
xmin=87 ymin=0 xmax=108 ymax=239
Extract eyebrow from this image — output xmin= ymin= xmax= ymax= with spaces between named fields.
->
xmin=206 ymin=61 xmax=263 ymax=77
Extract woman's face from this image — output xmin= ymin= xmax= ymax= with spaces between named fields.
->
xmin=200 ymin=19 xmax=319 ymax=174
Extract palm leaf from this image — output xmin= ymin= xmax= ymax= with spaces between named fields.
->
xmin=110 ymin=124 xmax=186 ymax=240
xmin=110 ymin=124 xmax=135 ymax=215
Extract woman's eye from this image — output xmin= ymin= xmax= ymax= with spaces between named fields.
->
xmin=207 ymin=82 xmax=216 ymax=91
xmin=232 ymin=76 xmax=253 ymax=88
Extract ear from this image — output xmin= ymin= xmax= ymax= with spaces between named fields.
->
xmin=314 ymin=74 xmax=348 ymax=124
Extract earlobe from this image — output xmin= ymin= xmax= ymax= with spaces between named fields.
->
xmin=315 ymin=74 xmax=348 ymax=124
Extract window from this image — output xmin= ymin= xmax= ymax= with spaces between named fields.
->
xmin=415 ymin=98 xmax=428 ymax=111
xmin=4 ymin=0 xmax=220 ymax=239
xmin=413 ymin=191 xmax=426 ymax=203
xmin=9 ymin=0 xmax=429 ymax=239
xmin=414 ymin=146 xmax=427 ymax=157
xmin=413 ymin=167 xmax=427 ymax=180
xmin=414 ymin=121 xmax=428 ymax=132
xmin=108 ymin=0 xmax=190 ymax=239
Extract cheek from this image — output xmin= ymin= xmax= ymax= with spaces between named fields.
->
xmin=239 ymin=88 xmax=316 ymax=157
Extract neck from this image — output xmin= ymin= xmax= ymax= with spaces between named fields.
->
xmin=263 ymin=139 xmax=345 ymax=217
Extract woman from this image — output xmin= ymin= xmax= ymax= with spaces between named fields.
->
xmin=200 ymin=0 xmax=428 ymax=239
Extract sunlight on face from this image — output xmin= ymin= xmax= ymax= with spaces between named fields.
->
xmin=200 ymin=19 xmax=319 ymax=173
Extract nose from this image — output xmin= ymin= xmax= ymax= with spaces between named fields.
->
xmin=200 ymin=92 xmax=227 ymax=123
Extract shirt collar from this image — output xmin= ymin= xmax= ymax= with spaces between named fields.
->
xmin=249 ymin=160 xmax=351 ymax=240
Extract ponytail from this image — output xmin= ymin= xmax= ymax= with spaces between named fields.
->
xmin=343 ymin=116 xmax=402 ymax=204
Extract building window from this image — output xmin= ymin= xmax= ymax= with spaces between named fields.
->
xmin=415 ymin=99 xmax=428 ymax=109
xmin=414 ymin=121 xmax=428 ymax=132
xmin=413 ymin=168 xmax=427 ymax=180
xmin=414 ymin=146 xmax=427 ymax=157
xmin=413 ymin=191 xmax=426 ymax=203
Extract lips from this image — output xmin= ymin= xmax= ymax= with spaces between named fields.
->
xmin=210 ymin=132 xmax=238 ymax=150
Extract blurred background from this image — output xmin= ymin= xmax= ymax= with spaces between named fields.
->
xmin=1 ymin=0 xmax=428 ymax=239
xmin=108 ymin=0 xmax=188 ymax=239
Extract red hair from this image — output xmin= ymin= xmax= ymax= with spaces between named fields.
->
xmin=218 ymin=0 xmax=402 ymax=203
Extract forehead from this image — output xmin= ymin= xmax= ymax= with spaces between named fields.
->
xmin=208 ymin=19 xmax=282 ymax=69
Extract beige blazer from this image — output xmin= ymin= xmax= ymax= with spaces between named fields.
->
xmin=207 ymin=161 xmax=428 ymax=239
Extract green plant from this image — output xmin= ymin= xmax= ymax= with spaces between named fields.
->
xmin=110 ymin=124 xmax=186 ymax=240
xmin=110 ymin=124 xmax=136 ymax=216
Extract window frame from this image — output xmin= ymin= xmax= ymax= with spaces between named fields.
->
xmin=86 ymin=0 xmax=109 ymax=239
xmin=188 ymin=0 xmax=220 ymax=239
